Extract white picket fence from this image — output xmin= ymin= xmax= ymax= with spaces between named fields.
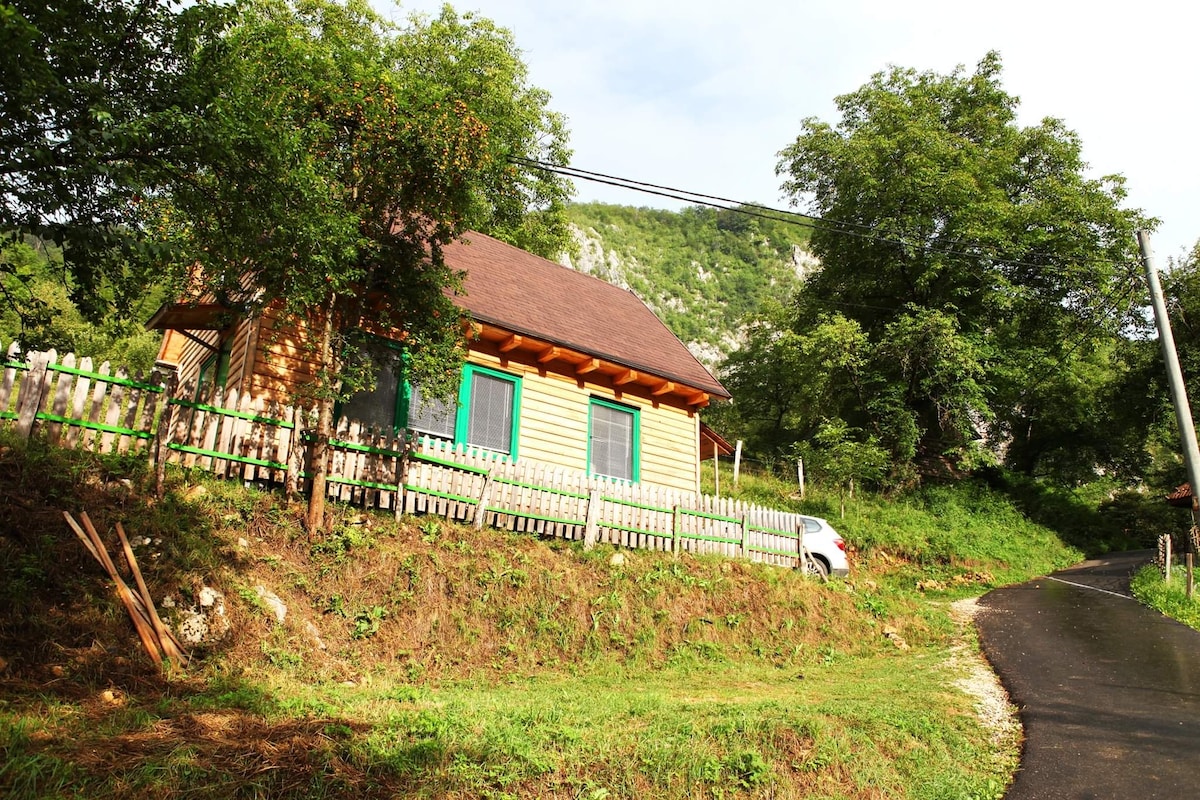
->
xmin=1 ymin=344 xmax=815 ymax=568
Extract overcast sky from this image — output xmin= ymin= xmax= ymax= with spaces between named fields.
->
xmin=388 ymin=0 xmax=1199 ymax=261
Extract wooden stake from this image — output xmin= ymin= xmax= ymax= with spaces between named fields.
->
xmin=116 ymin=523 xmax=188 ymax=666
xmin=68 ymin=512 xmax=163 ymax=668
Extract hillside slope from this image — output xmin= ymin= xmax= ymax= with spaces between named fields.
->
xmin=561 ymin=203 xmax=817 ymax=366
xmin=0 ymin=436 xmax=1098 ymax=799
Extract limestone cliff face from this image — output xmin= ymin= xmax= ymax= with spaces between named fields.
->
xmin=562 ymin=224 xmax=633 ymax=291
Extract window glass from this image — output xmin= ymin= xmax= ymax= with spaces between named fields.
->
xmin=590 ymin=400 xmax=637 ymax=481
xmin=465 ymin=371 xmax=515 ymax=453
xmin=340 ymin=360 xmax=401 ymax=432
xmin=408 ymin=382 xmax=456 ymax=439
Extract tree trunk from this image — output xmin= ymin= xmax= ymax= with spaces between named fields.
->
xmin=305 ymin=297 xmax=338 ymax=537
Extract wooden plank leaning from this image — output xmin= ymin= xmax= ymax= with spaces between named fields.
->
xmin=115 ymin=522 xmax=189 ymax=666
xmin=63 ymin=511 xmax=162 ymax=668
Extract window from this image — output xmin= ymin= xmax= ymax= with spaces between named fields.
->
xmin=589 ymin=398 xmax=639 ymax=481
xmin=457 ymin=365 xmax=520 ymax=456
xmin=407 ymin=382 xmax=455 ymax=440
xmin=339 ymin=360 xmax=520 ymax=457
xmin=338 ymin=359 xmax=402 ymax=432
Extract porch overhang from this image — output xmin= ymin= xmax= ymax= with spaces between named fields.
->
xmin=145 ymin=302 xmax=239 ymax=332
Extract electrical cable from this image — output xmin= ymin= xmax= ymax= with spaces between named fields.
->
xmin=512 ymin=155 xmax=1145 ymax=277
xmin=512 ymin=155 xmax=1151 ymax=393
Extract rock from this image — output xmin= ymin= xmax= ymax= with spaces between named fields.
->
xmin=237 ymin=538 xmax=249 ymax=549
xmin=304 ymin=620 xmax=326 ymax=650
xmin=174 ymin=586 xmax=230 ymax=645
xmin=883 ymin=626 xmax=910 ymax=650
xmin=255 ymin=586 xmax=287 ymax=623
xmin=184 ymin=485 xmax=208 ymax=502
xmin=609 ymin=552 xmax=626 ymax=566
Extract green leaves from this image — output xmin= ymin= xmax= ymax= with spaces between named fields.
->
xmin=769 ymin=52 xmax=1151 ymax=481
xmin=0 ymin=0 xmax=232 ymax=338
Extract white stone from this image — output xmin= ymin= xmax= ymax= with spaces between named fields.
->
xmin=256 ymin=586 xmax=287 ymax=623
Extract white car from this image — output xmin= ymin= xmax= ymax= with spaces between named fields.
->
xmin=800 ymin=516 xmax=850 ymax=578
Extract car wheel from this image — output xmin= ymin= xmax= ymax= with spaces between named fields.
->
xmin=803 ymin=554 xmax=829 ymax=580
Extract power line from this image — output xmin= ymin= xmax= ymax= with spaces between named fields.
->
xmin=514 ymin=156 xmax=1150 ymax=392
xmin=513 ymin=156 xmax=1144 ymax=278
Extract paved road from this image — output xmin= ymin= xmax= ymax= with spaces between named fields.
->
xmin=977 ymin=551 xmax=1200 ymax=799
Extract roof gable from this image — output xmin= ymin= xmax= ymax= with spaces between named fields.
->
xmin=445 ymin=232 xmax=729 ymax=399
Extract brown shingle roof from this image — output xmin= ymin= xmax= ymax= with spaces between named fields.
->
xmin=445 ymin=231 xmax=730 ymax=399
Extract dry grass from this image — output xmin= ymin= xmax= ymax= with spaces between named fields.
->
xmin=0 ymin=437 xmax=1020 ymax=799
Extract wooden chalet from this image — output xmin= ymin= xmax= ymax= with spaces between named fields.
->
xmin=149 ymin=231 xmax=731 ymax=494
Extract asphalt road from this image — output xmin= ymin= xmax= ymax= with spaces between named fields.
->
xmin=976 ymin=551 xmax=1200 ymax=799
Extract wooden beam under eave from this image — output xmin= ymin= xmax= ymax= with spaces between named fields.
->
xmin=538 ymin=346 xmax=563 ymax=364
xmin=687 ymin=390 xmax=710 ymax=408
xmin=614 ymin=369 xmax=638 ymax=386
xmin=499 ymin=334 xmax=524 ymax=353
xmin=652 ymin=380 xmax=676 ymax=396
xmin=575 ymin=358 xmax=600 ymax=375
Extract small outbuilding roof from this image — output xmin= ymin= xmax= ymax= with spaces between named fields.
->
xmin=1166 ymin=483 xmax=1194 ymax=509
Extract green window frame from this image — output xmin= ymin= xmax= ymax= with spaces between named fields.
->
xmin=588 ymin=397 xmax=639 ymax=482
xmin=453 ymin=364 xmax=520 ymax=458
xmin=195 ymin=339 xmax=231 ymax=401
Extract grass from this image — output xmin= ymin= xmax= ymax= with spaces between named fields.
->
xmin=1130 ymin=562 xmax=1200 ymax=630
xmin=2 ymin=433 xmax=1170 ymax=799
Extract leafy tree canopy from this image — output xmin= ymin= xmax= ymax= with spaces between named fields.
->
xmin=765 ymin=52 xmax=1153 ymax=483
xmin=152 ymin=0 xmax=573 ymax=530
xmin=0 ymin=0 xmax=231 ymax=338
xmin=160 ymin=0 xmax=572 ymax=397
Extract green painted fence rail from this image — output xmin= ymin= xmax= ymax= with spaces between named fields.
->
xmin=2 ymin=344 xmax=814 ymax=571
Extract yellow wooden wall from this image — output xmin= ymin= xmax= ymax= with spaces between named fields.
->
xmin=159 ymin=315 xmax=704 ymax=494
xmin=469 ymin=345 xmax=700 ymax=494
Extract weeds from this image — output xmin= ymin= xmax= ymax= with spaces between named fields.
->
xmin=0 ymin=435 xmax=1120 ymax=798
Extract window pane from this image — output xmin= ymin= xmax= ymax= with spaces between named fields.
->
xmin=591 ymin=403 xmax=634 ymax=480
xmin=341 ymin=361 xmax=400 ymax=431
xmin=466 ymin=372 xmax=514 ymax=453
xmin=408 ymin=383 xmax=456 ymax=439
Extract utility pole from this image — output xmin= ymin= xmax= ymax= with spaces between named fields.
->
xmin=1138 ymin=229 xmax=1200 ymax=597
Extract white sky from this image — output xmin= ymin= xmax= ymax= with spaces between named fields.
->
xmin=387 ymin=0 xmax=1199 ymax=261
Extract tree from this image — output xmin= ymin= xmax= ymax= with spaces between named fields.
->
xmin=792 ymin=418 xmax=887 ymax=518
xmin=159 ymin=0 xmax=572 ymax=532
xmin=774 ymin=52 xmax=1151 ymax=480
xmin=0 ymin=0 xmax=230 ymax=341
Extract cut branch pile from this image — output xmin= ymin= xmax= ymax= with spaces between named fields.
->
xmin=63 ymin=511 xmax=190 ymax=668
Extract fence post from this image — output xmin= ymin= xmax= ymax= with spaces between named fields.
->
xmin=394 ymin=431 xmax=412 ymax=521
xmin=153 ymin=369 xmax=179 ymax=498
xmin=0 ymin=341 xmax=23 ymax=416
xmin=15 ymin=350 xmax=51 ymax=440
xmin=797 ymin=520 xmax=808 ymax=573
xmin=740 ymin=514 xmax=750 ymax=559
xmin=583 ymin=488 xmax=601 ymax=550
xmin=672 ymin=505 xmax=682 ymax=558
xmin=474 ymin=471 xmax=494 ymax=529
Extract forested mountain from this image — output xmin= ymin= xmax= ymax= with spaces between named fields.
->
xmin=561 ymin=202 xmax=816 ymax=366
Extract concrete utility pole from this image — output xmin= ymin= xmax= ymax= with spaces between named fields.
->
xmin=1138 ymin=230 xmax=1200 ymax=596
